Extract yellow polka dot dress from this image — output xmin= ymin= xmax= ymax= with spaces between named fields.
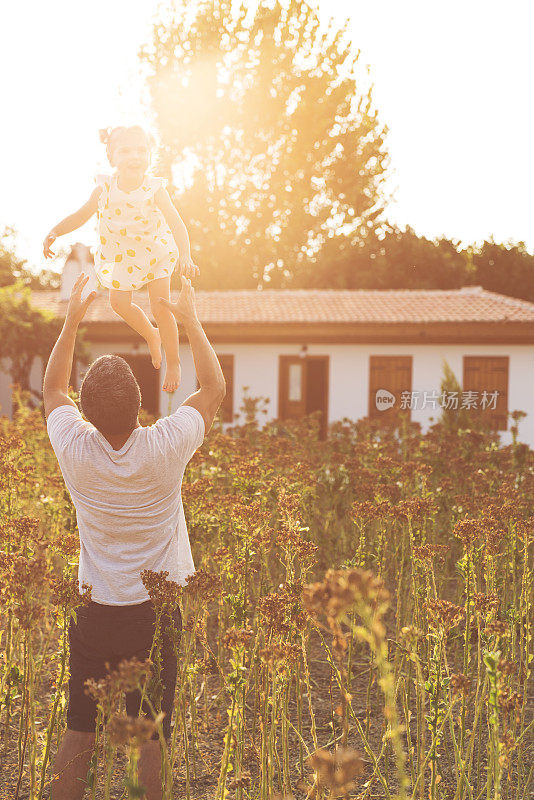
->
xmin=94 ymin=173 xmax=179 ymax=291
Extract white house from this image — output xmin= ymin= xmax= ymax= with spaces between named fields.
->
xmin=2 ymin=250 xmax=534 ymax=447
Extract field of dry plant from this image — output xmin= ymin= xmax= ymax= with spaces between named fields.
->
xmin=0 ymin=395 xmax=532 ymax=799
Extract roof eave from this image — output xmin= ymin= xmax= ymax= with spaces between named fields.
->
xmin=79 ymin=320 xmax=534 ymax=345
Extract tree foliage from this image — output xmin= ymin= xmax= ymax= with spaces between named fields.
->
xmin=304 ymin=226 xmax=534 ymax=299
xmin=300 ymin=223 xmax=470 ymax=289
xmin=438 ymin=360 xmax=473 ymax=432
xmin=0 ymin=226 xmax=61 ymax=290
xmin=0 ymin=284 xmax=89 ymax=400
xmin=0 ymin=227 xmax=28 ymax=288
xmin=0 ymin=284 xmax=59 ymax=395
xmin=141 ymin=0 xmax=390 ymax=289
xmin=471 ymin=239 xmax=534 ymax=303
xmin=0 ymin=229 xmax=79 ymax=403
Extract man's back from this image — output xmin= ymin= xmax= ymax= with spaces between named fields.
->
xmin=47 ymin=403 xmax=205 ymax=605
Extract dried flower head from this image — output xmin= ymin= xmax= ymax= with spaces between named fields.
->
xmin=106 ymin=712 xmax=161 ymax=747
xmin=450 ymin=672 xmax=471 ymax=697
xmin=400 ymin=625 xmax=423 ymax=649
xmin=85 ymin=657 xmax=152 ymax=716
xmin=351 ymin=500 xmax=393 ymax=523
xmin=498 ymin=688 xmax=521 ymax=721
xmin=412 ymin=544 xmax=448 ymax=562
xmin=275 ymin=522 xmax=319 ymax=565
xmin=259 ymin=642 xmax=301 ymax=669
xmin=0 ymin=516 xmax=45 ymax=553
xmin=140 ymin=569 xmax=182 ymax=613
xmin=50 ymin=576 xmax=92 ymax=611
xmin=307 ymin=747 xmax=364 ymax=797
xmin=453 ymin=519 xmax=484 ymax=548
xmin=227 ymin=771 xmax=252 ymax=791
xmin=473 ymin=593 xmax=499 ymax=615
xmin=302 ymin=568 xmax=389 ymax=622
xmin=258 ymin=583 xmax=307 ymax=635
xmin=3 ymin=553 xmax=50 ymax=628
xmin=391 ymin=498 xmax=436 ymax=522
xmin=496 ymin=657 xmax=516 ymax=677
xmin=485 ymin=620 xmax=509 ymax=639
xmin=484 ymin=518 xmax=508 ymax=555
xmin=223 ymin=626 xmax=254 ymax=649
xmin=427 ymin=599 xmax=465 ymax=632
xmin=184 ymin=568 xmax=222 ymax=603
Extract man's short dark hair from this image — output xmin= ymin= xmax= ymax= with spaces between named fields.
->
xmin=80 ymin=355 xmax=141 ymax=435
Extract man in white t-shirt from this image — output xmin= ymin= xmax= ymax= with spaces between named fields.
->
xmin=45 ymin=274 xmax=225 ymax=800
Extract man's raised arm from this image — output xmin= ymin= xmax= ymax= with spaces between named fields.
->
xmin=42 ymin=274 xmax=97 ymax=419
xmin=160 ymin=277 xmax=225 ymax=434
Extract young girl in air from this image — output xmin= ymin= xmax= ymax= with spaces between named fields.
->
xmin=43 ymin=125 xmax=199 ymax=392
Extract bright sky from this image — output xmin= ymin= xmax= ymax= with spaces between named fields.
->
xmin=2 ymin=0 xmax=533 ymax=274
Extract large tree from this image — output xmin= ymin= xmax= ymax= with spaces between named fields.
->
xmin=140 ymin=0 xmax=391 ymax=289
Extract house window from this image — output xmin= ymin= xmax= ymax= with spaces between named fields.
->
xmin=196 ymin=354 xmax=234 ymax=423
xmin=463 ymin=356 xmax=508 ymax=431
xmin=288 ymin=363 xmax=303 ymax=402
xmin=369 ymin=355 xmax=412 ymax=424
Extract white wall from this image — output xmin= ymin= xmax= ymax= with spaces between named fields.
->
xmin=29 ymin=357 xmax=44 ymax=401
xmin=0 ymin=357 xmax=42 ymax=418
xmin=3 ymin=340 xmax=534 ymax=449
xmin=333 ymin=342 xmax=534 ymax=448
xmin=0 ymin=359 xmax=13 ymax=418
xmin=201 ymin=342 xmax=534 ymax=448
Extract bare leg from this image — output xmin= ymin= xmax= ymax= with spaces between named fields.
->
xmin=50 ymin=729 xmax=96 ymax=800
xmin=148 ymin=277 xmax=181 ymax=392
xmin=109 ymin=288 xmax=162 ymax=369
xmin=138 ymin=739 xmax=169 ymax=800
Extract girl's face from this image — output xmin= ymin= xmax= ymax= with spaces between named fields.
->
xmin=110 ymin=132 xmax=150 ymax=177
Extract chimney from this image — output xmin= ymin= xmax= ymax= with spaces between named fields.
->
xmin=60 ymin=243 xmax=99 ymax=301
xmin=458 ymin=285 xmax=483 ymax=293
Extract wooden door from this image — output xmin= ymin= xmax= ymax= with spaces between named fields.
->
xmin=218 ymin=355 xmax=234 ymax=423
xmin=305 ymin=356 xmax=329 ymax=439
xmin=279 ymin=356 xmax=307 ymax=421
xmin=279 ymin=355 xmax=329 ymax=438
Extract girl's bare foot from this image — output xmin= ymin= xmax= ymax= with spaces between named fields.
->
xmin=162 ymin=361 xmax=181 ymax=392
xmin=148 ymin=328 xmax=162 ymax=370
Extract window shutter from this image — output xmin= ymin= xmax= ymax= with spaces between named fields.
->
xmin=369 ymin=355 xmax=412 ymax=424
xmin=463 ymin=356 xmax=508 ymax=431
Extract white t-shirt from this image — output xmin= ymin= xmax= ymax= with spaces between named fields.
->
xmin=46 ymin=403 xmax=205 ymax=605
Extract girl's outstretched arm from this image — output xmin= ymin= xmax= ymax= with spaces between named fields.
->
xmin=43 ymin=186 xmax=103 ymax=258
xmin=154 ymin=187 xmax=200 ymax=279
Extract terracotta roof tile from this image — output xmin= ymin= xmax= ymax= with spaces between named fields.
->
xmin=29 ymin=286 xmax=534 ymax=325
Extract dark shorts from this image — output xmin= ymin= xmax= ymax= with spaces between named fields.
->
xmin=67 ymin=599 xmax=182 ymax=740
